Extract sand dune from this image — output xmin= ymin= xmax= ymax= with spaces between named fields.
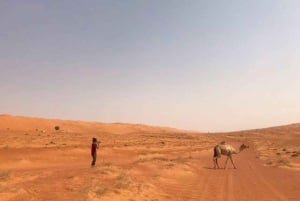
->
xmin=0 ymin=115 xmax=299 ymax=201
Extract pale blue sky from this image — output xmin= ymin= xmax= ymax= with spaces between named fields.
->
xmin=1 ymin=1 xmax=299 ymax=131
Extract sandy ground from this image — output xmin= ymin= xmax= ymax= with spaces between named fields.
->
xmin=0 ymin=115 xmax=299 ymax=201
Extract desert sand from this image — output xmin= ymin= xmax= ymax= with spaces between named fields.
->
xmin=0 ymin=115 xmax=299 ymax=201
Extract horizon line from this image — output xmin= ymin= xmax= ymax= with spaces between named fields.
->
xmin=1 ymin=113 xmax=299 ymax=134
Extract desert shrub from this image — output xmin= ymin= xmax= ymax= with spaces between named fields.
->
xmin=114 ymin=173 xmax=130 ymax=189
xmin=277 ymin=159 xmax=290 ymax=165
xmin=54 ymin=126 xmax=60 ymax=131
xmin=95 ymin=186 xmax=108 ymax=196
xmin=133 ymin=158 xmax=147 ymax=164
xmin=171 ymin=156 xmax=188 ymax=164
xmin=266 ymin=161 xmax=273 ymax=165
xmin=0 ymin=171 xmax=11 ymax=181
xmin=103 ymin=162 xmax=112 ymax=167
xmin=152 ymin=156 xmax=168 ymax=161
xmin=166 ymin=162 xmax=175 ymax=168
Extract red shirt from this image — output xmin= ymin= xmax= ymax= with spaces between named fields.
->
xmin=91 ymin=143 xmax=98 ymax=155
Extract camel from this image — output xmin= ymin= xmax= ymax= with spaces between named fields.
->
xmin=213 ymin=142 xmax=249 ymax=169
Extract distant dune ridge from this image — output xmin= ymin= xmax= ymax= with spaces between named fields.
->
xmin=0 ymin=114 xmax=185 ymax=134
xmin=1 ymin=114 xmax=299 ymax=134
xmin=0 ymin=114 xmax=299 ymax=201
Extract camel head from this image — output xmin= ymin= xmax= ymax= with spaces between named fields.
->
xmin=239 ymin=143 xmax=249 ymax=151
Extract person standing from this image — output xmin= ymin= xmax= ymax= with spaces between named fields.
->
xmin=91 ymin=137 xmax=100 ymax=167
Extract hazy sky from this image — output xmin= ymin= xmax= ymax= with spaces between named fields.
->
xmin=1 ymin=1 xmax=299 ymax=131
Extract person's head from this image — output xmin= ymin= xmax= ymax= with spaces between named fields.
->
xmin=92 ymin=137 xmax=97 ymax=143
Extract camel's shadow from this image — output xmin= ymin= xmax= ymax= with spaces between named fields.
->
xmin=203 ymin=166 xmax=218 ymax=170
xmin=202 ymin=166 xmax=236 ymax=170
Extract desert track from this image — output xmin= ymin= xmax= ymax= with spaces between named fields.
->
xmin=146 ymin=142 xmax=300 ymax=201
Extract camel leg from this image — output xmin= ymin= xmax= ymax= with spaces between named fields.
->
xmin=215 ymin=158 xmax=220 ymax=169
xmin=229 ymin=156 xmax=236 ymax=169
xmin=213 ymin=158 xmax=216 ymax=169
xmin=216 ymin=158 xmax=220 ymax=169
xmin=224 ymin=156 xmax=229 ymax=169
xmin=213 ymin=158 xmax=220 ymax=169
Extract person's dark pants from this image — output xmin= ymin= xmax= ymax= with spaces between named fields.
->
xmin=91 ymin=153 xmax=97 ymax=166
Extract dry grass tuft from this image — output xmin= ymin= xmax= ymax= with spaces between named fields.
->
xmin=0 ymin=170 xmax=11 ymax=181
xmin=171 ymin=156 xmax=188 ymax=164
xmin=152 ymin=157 xmax=168 ymax=162
xmin=133 ymin=158 xmax=147 ymax=164
xmin=114 ymin=173 xmax=131 ymax=189
xmin=103 ymin=162 xmax=112 ymax=167
xmin=276 ymin=159 xmax=290 ymax=166
xmin=95 ymin=186 xmax=109 ymax=196
xmin=165 ymin=162 xmax=175 ymax=168
xmin=266 ymin=161 xmax=273 ymax=165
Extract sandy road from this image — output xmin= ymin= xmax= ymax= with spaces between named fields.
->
xmin=157 ymin=143 xmax=300 ymax=201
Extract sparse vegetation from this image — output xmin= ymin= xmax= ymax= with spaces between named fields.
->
xmin=114 ymin=173 xmax=130 ymax=189
xmin=95 ymin=186 xmax=109 ymax=196
xmin=152 ymin=156 xmax=168 ymax=162
xmin=0 ymin=170 xmax=11 ymax=181
xmin=165 ymin=162 xmax=175 ymax=168
xmin=266 ymin=161 xmax=273 ymax=165
xmin=103 ymin=162 xmax=112 ymax=167
xmin=54 ymin=126 xmax=60 ymax=131
xmin=66 ymin=175 xmax=75 ymax=179
xmin=133 ymin=158 xmax=147 ymax=164
xmin=171 ymin=156 xmax=188 ymax=164
xmin=277 ymin=159 xmax=290 ymax=166
xmin=65 ymin=186 xmax=75 ymax=191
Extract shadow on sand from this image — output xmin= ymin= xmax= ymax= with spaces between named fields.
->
xmin=203 ymin=166 xmax=235 ymax=170
xmin=203 ymin=166 xmax=217 ymax=170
